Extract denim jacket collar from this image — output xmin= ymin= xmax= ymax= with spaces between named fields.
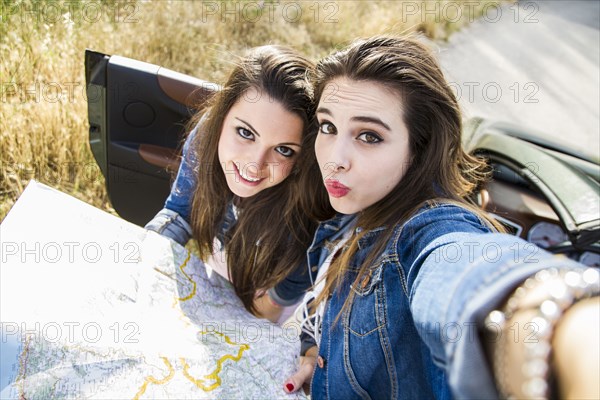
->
xmin=310 ymin=213 xmax=357 ymax=250
xmin=307 ymin=214 xmax=393 ymax=284
xmin=315 ymin=213 xmax=389 ymax=249
xmin=355 ymin=225 xmax=388 ymax=250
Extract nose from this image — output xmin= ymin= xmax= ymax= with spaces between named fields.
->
xmin=245 ymin=146 xmax=270 ymax=177
xmin=328 ymin=135 xmax=351 ymax=172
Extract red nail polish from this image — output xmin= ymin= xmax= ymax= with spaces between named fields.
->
xmin=285 ymin=383 xmax=294 ymax=392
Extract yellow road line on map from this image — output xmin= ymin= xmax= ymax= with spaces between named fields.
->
xmin=180 ymin=331 xmax=250 ymax=391
xmin=133 ymin=357 xmax=175 ymax=400
xmin=177 ymin=250 xmax=196 ymax=301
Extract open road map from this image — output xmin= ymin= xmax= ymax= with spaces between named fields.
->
xmin=0 ymin=181 xmax=305 ymax=399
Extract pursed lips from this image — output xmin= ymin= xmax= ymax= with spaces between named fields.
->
xmin=325 ymin=179 xmax=351 ymax=198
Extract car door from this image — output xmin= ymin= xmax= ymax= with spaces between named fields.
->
xmin=85 ymin=50 xmax=217 ymax=226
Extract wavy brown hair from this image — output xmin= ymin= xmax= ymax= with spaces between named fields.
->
xmin=188 ymin=45 xmax=330 ymax=314
xmin=312 ymin=35 xmax=503 ymax=316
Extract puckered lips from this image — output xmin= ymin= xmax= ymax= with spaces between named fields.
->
xmin=325 ymin=179 xmax=350 ymax=198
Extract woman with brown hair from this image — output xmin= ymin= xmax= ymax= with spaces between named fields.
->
xmin=284 ymin=36 xmax=599 ymax=399
xmin=146 ymin=45 xmax=331 ymax=322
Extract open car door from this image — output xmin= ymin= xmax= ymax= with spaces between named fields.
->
xmin=84 ymin=50 xmax=217 ymax=226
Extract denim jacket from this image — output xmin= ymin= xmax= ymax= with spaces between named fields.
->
xmin=145 ymin=125 xmax=312 ymax=306
xmin=303 ymin=202 xmax=583 ymax=399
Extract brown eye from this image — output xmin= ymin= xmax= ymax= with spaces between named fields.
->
xmin=319 ymin=122 xmax=336 ymax=135
xmin=357 ymin=132 xmax=382 ymax=144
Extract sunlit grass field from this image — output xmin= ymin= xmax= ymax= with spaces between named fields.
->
xmin=0 ymin=0 xmax=506 ymax=221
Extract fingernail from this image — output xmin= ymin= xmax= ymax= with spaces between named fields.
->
xmin=285 ymin=382 xmax=294 ymax=392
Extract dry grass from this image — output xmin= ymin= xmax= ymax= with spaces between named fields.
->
xmin=0 ymin=0 xmax=507 ymax=221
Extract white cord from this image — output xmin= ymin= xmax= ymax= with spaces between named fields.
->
xmin=297 ymin=230 xmax=352 ymax=347
xmin=298 ymin=291 xmax=325 ymax=346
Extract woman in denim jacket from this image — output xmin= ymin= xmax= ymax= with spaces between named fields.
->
xmin=284 ymin=36 xmax=599 ymax=399
xmin=146 ymin=45 xmax=332 ymax=322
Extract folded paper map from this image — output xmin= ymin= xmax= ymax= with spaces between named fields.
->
xmin=0 ymin=181 xmax=305 ymax=399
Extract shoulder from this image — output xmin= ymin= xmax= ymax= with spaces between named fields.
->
xmin=391 ymin=202 xmax=493 ymax=260
xmin=398 ymin=201 xmax=491 ymax=236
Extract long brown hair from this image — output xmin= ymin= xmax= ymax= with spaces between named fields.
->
xmin=188 ymin=45 xmax=328 ymax=314
xmin=312 ymin=35 xmax=503 ymax=315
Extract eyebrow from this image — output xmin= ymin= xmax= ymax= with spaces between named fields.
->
xmin=235 ymin=117 xmax=301 ymax=147
xmin=278 ymin=142 xmax=302 ymax=148
xmin=317 ymin=107 xmax=392 ymax=131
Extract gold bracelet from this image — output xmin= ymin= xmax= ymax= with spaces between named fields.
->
xmin=485 ymin=267 xmax=600 ymax=399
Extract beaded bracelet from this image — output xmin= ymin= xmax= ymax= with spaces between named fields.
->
xmin=484 ymin=267 xmax=600 ymax=399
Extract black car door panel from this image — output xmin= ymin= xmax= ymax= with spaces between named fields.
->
xmin=85 ymin=49 xmax=216 ymax=226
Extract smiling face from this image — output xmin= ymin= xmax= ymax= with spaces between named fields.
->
xmin=315 ymin=78 xmax=412 ymax=214
xmin=218 ymin=87 xmax=304 ymax=198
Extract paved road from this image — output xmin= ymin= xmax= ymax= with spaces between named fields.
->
xmin=438 ymin=0 xmax=599 ymax=162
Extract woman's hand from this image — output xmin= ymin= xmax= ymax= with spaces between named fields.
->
xmin=486 ymin=269 xmax=599 ymax=399
xmin=553 ymin=297 xmax=600 ymax=399
xmin=283 ymin=346 xmax=317 ymax=394
xmin=496 ymin=297 xmax=600 ymax=399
